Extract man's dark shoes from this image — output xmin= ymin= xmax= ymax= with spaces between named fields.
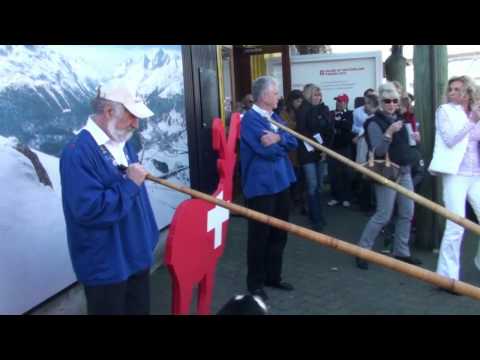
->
xmin=250 ymin=288 xmax=269 ymax=301
xmin=394 ymin=255 xmax=423 ymax=265
xmin=265 ymin=281 xmax=294 ymax=291
xmin=356 ymin=257 xmax=369 ymax=270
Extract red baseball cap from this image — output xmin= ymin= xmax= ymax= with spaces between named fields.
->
xmin=334 ymin=94 xmax=349 ymax=103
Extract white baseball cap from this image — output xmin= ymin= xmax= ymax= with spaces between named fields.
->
xmin=98 ymin=84 xmax=154 ymax=119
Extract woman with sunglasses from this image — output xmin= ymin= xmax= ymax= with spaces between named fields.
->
xmin=429 ymin=76 xmax=480 ymax=293
xmin=356 ymin=82 xmax=422 ymax=270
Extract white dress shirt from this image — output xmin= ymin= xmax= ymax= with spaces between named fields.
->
xmin=429 ymin=103 xmax=473 ymax=175
xmin=352 ymin=106 xmax=369 ymax=136
xmin=252 ymin=104 xmax=278 ymax=132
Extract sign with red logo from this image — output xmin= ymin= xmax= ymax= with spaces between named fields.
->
xmin=268 ymin=51 xmax=382 ymax=110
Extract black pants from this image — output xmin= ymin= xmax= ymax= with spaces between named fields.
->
xmin=84 ymin=268 xmax=150 ymax=315
xmin=358 ymin=177 xmax=374 ymax=212
xmin=246 ymin=189 xmax=290 ymax=292
xmin=290 ymin=166 xmax=306 ymax=210
xmin=328 ymin=146 xmax=354 ymax=202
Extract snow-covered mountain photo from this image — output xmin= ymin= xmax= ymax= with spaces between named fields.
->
xmin=0 ymin=45 xmax=189 ymax=183
xmin=0 ymin=135 xmax=76 ymax=314
xmin=0 ymin=44 xmax=190 ymax=225
xmin=0 ymin=45 xmax=190 ymax=313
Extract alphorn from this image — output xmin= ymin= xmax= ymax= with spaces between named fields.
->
xmin=267 ymin=117 xmax=480 ymax=236
xmin=145 ymin=173 xmax=480 ymax=300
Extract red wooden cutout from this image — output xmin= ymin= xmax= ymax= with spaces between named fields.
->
xmin=164 ymin=113 xmax=241 ymax=314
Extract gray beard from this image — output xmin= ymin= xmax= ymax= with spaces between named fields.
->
xmin=107 ymin=118 xmax=134 ymax=143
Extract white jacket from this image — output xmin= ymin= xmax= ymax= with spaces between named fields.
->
xmin=428 ymin=103 xmax=471 ymax=175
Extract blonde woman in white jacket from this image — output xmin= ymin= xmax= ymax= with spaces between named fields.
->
xmin=429 ymin=75 xmax=480 ymax=294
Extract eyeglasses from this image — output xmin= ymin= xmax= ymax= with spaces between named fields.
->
xmin=382 ymin=98 xmax=399 ymax=104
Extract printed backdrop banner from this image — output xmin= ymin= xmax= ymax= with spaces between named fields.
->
xmin=0 ymin=45 xmax=189 ymax=314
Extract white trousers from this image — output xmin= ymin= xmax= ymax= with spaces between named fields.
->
xmin=436 ymin=174 xmax=480 ymax=280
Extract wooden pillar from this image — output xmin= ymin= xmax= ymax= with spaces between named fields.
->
xmin=384 ymin=45 xmax=407 ymax=90
xmin=281 ymin=45 xmax=292 ymax=96
xmin=233 ymin=46 xmax=252 ymax=101
xmin=413 ymin=45 xmax=448 ymax=250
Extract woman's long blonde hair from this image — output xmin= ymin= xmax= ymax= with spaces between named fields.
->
xmin=446 ymin=75 xmax=480 ymax=110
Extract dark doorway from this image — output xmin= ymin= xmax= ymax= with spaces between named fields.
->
xmin=182 ymin=45 xmax=221 ymax=194
xmin=232 ymin=45 xmax=291 ymax=102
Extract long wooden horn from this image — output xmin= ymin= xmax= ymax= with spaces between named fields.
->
xmin=145 ymin=173 xmax=480 ymax=301
xmin=266 ymin=117 xmax=480 ymax=236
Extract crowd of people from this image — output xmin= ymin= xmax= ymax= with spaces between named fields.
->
xmin=237 ymin=74 xmax=480 ymax=300
xmin=58 ymin=74 xmax=480 ymax=315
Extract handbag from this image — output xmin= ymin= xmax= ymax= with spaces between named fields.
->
xmin=410 ymin=147 xmax=426 ymax=188
xmin=362 ymin=150 xmax=401 ymax=183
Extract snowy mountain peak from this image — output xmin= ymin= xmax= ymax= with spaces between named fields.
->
xmin=0 ymin=46 xmax=185 ymax=158
xmin=0 ymin=134 xmax=18 ymax=148
xmin=24 ymin=45 xmax=38 ymax=52
xmin=109 ymin=47 xmax=183 ymax=98
xmin=0 ymin=45 xmax=12 ymax=55
xmin=0 ymin=45 xmax=97 ymax=111
xmin=151 ymin=48 xmax=167 ymax=69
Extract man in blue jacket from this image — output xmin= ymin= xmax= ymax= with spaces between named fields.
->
xmin=240 ymin=76 xmax=298 ymax=301
xmin=60 ymin=84 xmax=159 ymax=315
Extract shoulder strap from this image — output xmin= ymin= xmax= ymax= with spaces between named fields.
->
xmin=99 ymin=144 xmax=131 ymax=174
xmin=363 ymin=117 xmax=374 ymax=150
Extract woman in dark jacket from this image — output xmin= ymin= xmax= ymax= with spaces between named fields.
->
xmin=295 ymin=84 xmax=332 ymax=231
xmin=281 ymin=90 xmax=306 ymax=212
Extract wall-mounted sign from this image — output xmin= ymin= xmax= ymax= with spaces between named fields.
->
xmin=268 ymin=51 xmax=383 ymax=109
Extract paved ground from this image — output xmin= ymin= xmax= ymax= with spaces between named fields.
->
xmin=150 ymin=197 xmax=480 ymax=315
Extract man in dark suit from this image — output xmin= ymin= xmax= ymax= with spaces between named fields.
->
xmin=239 ymin=76 xmax=298 ymax=302
xmin=327 ymin=93 xmax=355 ymax=208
